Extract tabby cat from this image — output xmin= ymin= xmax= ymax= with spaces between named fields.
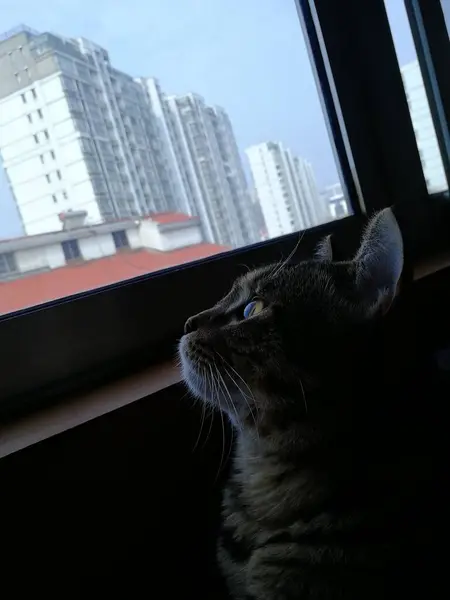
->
xmin=179 ymin=208 xmax=438 ymax=599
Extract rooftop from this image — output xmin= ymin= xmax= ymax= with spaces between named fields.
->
xmin=0 ymin=243 xmax=228 ymax=315
xmin=0 ymin=211 xmax=200 ymax=253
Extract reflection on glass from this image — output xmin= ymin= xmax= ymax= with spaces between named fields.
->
xmin=384 ymin=0 xmax=447 ymax=194
xmin=0 ymin=1 xmax=348 ymax=315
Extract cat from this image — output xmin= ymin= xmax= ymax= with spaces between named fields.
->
xmin=179 ymin=208 xmax=440 ymax=599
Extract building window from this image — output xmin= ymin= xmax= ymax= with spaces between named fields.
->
xmin=62 ymin=240 xmax=81 ymax=261
xmin=33 ymin=134 xmax=39 ymax=144
xmin=37 ymin=108 xmax=43 ymax=119
xmin=44 ymin=130 xmax=50 ymax=140
xmin=0 ymin=252 xmax=17 ymax=277
xmin=46 ymin=174 xmax=51 ymax=183
xmin=39 ymin=154 xmax=44 ymax=164
xmin=112 ymin=230 xmax=129 ymax=250
xmin=56 ymin=170 xmax=62 ymax=180
xmin=31 ymin=88 xmax=37 ymax=99
xmin=62 ymin=191 xmax=68 ymax=199
xmin=50 ymin=150 xmax=56 ymax=160
xmin=52 ymin=194 xmax=57 ymax=204
xmin=21 ymin=93 xmax=26 ymax=104
xmin=27 ymin=114 xmax=32 ymax=123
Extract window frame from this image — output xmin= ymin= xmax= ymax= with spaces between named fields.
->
xmin=112 ymin=229 xmax=129 ymax=250
xmin=404 ymin=0 xmax=450 ymax=190
xmin=1 ymin=0 xmax=449 ymax=419
xmin=61 ymin=239 xmax=82 ymax=262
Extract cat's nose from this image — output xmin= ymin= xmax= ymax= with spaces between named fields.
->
xmin=184 ymin=315 xmax=199 ymax=334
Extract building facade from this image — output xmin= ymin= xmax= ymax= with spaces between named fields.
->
xmin=141 ymin=80 xmax=253 ymax=247
xmin=320 ymin=182 xmax=350 ymax=220
xmin=1 ymin=26 xmax=256 ymax=247
xmin=401 ymin=60 xmax=446 ymax=193
xmin=246 ymin=141 xmax=325 ymax=239
xmin=0 ymin=26 xmax=179 ymax=235
xmin=0 ymin=209 xmax=228 ymax=314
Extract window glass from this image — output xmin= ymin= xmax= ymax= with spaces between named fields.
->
xmin=112 ymin=230 xmax=129 ymax=250
xmin=385 ymin=0 xmax=448 ymax=194
xmin=0 ymin=1 xmax=349 ymax=315
xmin=61 ymin=239 xmax=81 ymax=261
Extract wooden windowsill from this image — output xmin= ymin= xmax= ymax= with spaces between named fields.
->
xmin=0 ymin=361 xmax=182 ymax=460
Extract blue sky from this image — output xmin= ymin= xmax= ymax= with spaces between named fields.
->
xmin=0 ymin=0 xmax=417 ymax=238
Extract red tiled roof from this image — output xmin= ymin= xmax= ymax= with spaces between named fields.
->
xmin=0 ymin=243 xmax=227 ymax=315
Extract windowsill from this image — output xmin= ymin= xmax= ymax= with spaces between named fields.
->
xmin=1 ymin=253 xmax=449 ymax=462
xmin=0 ymin=360 xmax=181 ymax=460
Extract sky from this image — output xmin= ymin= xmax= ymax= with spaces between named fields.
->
xmin=0 ymin=0 xmax=420 ymax=238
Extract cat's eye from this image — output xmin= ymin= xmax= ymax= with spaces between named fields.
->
xmin=243 ymin=299 xmax=264 ymax=319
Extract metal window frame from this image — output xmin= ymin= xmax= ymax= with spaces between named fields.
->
xmin=405 ymin=0 xmax=450 ymax=191
xmin=0 ymin=0 xmax=447 ymax=418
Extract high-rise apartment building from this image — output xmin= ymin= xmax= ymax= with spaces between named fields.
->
xmin=0 ymin=26 xmax=177 ymax=235
xmin=401 ymin=60 xmax=446 ymax=193
xmin=246 ymin=141 xmax=325 ymax=239
xmin=140 ymin=78 xmax=252 ymax=247
xmin=320 ymin=182 xmax=349 ymax=220
xmin=0 ymin=26 xmax=255 ymax=246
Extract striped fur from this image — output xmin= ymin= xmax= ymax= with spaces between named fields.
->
xmin=179 ymin=211 xmax=439 ymax=598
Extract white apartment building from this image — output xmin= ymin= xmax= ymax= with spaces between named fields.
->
xmin=320 ymin=182 xmax=350 ymax=220
xmin=401 ymin=60 xmax=447 ymax=193
xmin=1 ymin=26 xmax=255 ymax=249
xmin=0 ymin=26 xmax=180 ymax=236
xmin=139 ymin=79 xmax=254 ymax=247
xmin=246 ymin=142 xmax=325 ymax=239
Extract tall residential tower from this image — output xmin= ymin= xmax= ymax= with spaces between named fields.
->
xmin=246 ymin=141 xmax=325 ymax=239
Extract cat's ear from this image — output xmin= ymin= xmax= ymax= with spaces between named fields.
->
xmin=354 ymin=208 xmax=403 ymax=314
xmin=315 ymin=235 xmax=333 ymax=262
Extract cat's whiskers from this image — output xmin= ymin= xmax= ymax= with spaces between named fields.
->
xmin=215 ymin=350 xmax=260 ymax=435
xmin=216 ymin=368 xmax=241 ymax=432
xmin=208 ymin=362 xmax=227 ymax=482
xmin=299 ymin=374 xmax=308 ymax=414
xmin=192 ymin=363 xmax=208 ymax=453
xmin=211 ymin=361 xmax=235 ymax=473
xmin=200 ymin=365 xmax=216 ymax=451
xmin=223 ymin=365 xmax=259 ymax=438
xmin=269 ymin=231 xmax=305 ymax=281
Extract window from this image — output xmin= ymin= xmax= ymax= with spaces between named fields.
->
xmin=27 ymin=114 xmax=32 ymax=123
xmin=20 ymin=93 xmax=26 ymax=104
xmin=33 ymin=134 xmax=39 ymax=144
xmin=50 ymin=150 xmax=56 ymax=160
xmin=385 ymin=0 xmax=448 ymax=193
xmin=52 ymin=194 xmax=57 ymax=204
xmin=0 ymin=252 xmax=17 ymax=277
xmin=62 ymin=239 xmax=81 ymax=261
xmin=56 ymin=170 xmax=62 ymax=180
xmin=37 ymin=108 xmax=43 ymax=119
xmin=62 ymin=191 xmax=68 ymax=199
xmin=112 ymin=230 xmax=129 ymax=250
xmin=1 ymin=0 xmax=449 ymax=407
xmin=31 ymin=88 xmax=37 ymax=99
xmin=39 ymin=154 xmax=44 ymax=164
xmin=46 ymin=174 xmax=51 ymax=183
xmin=44 ymin=130 xmax=50 ymax=140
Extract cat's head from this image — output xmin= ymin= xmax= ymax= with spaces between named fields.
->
xmin=179 ymin=208 xmax=403 ymax=428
